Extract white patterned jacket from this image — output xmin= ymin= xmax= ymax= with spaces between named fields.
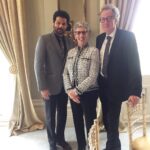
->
xmin=63 ymin=45 xmax=100 ymax=95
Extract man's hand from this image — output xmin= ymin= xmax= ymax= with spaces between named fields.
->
xmin=128 ymin=95 xmax=140 ymax=107
xmin=67 ymin=89 xmax=80 ymax=104
xmin=41 ymin=89 xmax=50 ymax=100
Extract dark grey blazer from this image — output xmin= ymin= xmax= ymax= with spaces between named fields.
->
xmin=34 ymin=32 xmax=74 ymax=95
xmin=96 ymin=29 xmax=142 ymax=101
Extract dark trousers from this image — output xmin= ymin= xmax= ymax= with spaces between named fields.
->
xmin=99 ymin=76 xmax=121 ymax=150
xmin=70 ymin=90 xmax=98 ymax=150
xmin=44 ymin=88 xmax=68 ymax=149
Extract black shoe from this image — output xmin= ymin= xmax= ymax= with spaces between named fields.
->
xmin=56 ymin=141 xmax=72 ymax=150
xmin=103 ymin=148 xmax=120 ymax=150
xmin=78 ymin=148 xmax=86 ymax=150
xmin=78 ymin=145 xmax=86 ymax=150
xmin=50 ymin=146 xmax=57 ymax=150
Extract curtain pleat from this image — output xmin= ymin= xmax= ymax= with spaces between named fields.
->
xmin=0 ymin=0 xmax=44 ymax=136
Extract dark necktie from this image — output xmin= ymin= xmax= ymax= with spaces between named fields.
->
xmin=102 ymin=36 xmax=112 ymax=77
xmin=58 ymin=37 xmax=67 ymax=57
xmin=59 ymin=37 xmax=64 ymax=50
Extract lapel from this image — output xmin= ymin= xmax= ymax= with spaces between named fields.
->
xmin=109 ymin=29 xmax=121 ymax=61
xmin=98 ymin=33 xmax=105 ymax=51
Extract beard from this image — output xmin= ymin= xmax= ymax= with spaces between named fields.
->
xmin=54 ymin=28 xmax=65 ymax=36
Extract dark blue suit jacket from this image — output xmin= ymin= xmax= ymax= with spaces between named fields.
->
xmin=96 ymin=29 xmax=142 ymax=101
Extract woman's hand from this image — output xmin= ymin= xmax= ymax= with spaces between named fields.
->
xmin=67 ymin=89 xmax=80 ymax=104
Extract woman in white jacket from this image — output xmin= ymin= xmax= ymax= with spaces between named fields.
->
xmin=63 ymin=21 xmax=100 ymax=150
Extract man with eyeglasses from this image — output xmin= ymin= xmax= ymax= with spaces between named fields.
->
xmin=96 ymin=4 xmax=142 ymax=150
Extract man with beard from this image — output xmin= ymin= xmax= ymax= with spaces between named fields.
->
xmin=34 ymin=10 xmax=74 ymax=150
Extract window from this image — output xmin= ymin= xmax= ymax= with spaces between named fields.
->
xmin=132 ymin=1 xmax=150 ymax=75
xmin=0 ymin=50 xmax=15 ymax=121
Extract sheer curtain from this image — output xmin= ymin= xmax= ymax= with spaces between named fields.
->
xmin=100 ymin=0 xmax=140 ymax=30
xmin=117 ymin=0 xmax=139 ymax=30
xmin=0 ymin=0 xmax=44 ymax=135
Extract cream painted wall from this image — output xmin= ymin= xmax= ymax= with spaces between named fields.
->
xmin=60 ymin=0 xmax=84 ymax=21
xmin=25 ymin=0 xmax=150 ymax=120
xmin=60 ymin=0 xmax=100 ymax=45
xmin=25 ymin=0 xmax=57 ymax=98
xmin=26 ymin=0 xmax=101 ymax=99
xmin=85 ymin=0 xmax=100 ymax=45
xmin=24 ymin=0 xmax=150 ymax=124
xmin=24 ymin=0 xmax=102 ymax=123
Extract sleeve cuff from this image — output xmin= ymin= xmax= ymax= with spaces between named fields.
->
xmin=75 ymin=87 xmax=82 ymax=95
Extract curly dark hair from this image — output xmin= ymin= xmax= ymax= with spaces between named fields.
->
xmin=53 ymin=10 xmax=70 ymax=25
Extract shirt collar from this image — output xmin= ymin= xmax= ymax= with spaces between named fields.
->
xmin=106 ymin=27 xmax=116 ymax=39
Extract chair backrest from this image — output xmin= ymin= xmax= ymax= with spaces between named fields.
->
xmin=88 ymin=118 xmax=100 ymax=150
xmin=127 ymin=92 xmax=150 ymax=150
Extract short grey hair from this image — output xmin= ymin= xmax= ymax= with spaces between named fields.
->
xmin=99 ymin=4 xmax=120 ymax=22
xmin=73 ymin=21 xmax=90 ymax=32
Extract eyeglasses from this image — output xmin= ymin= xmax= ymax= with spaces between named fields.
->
xmin=100 ymin=16 xmax=114 ymax=23
xmin=74 ymin=31 xmax=88 ymax=35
